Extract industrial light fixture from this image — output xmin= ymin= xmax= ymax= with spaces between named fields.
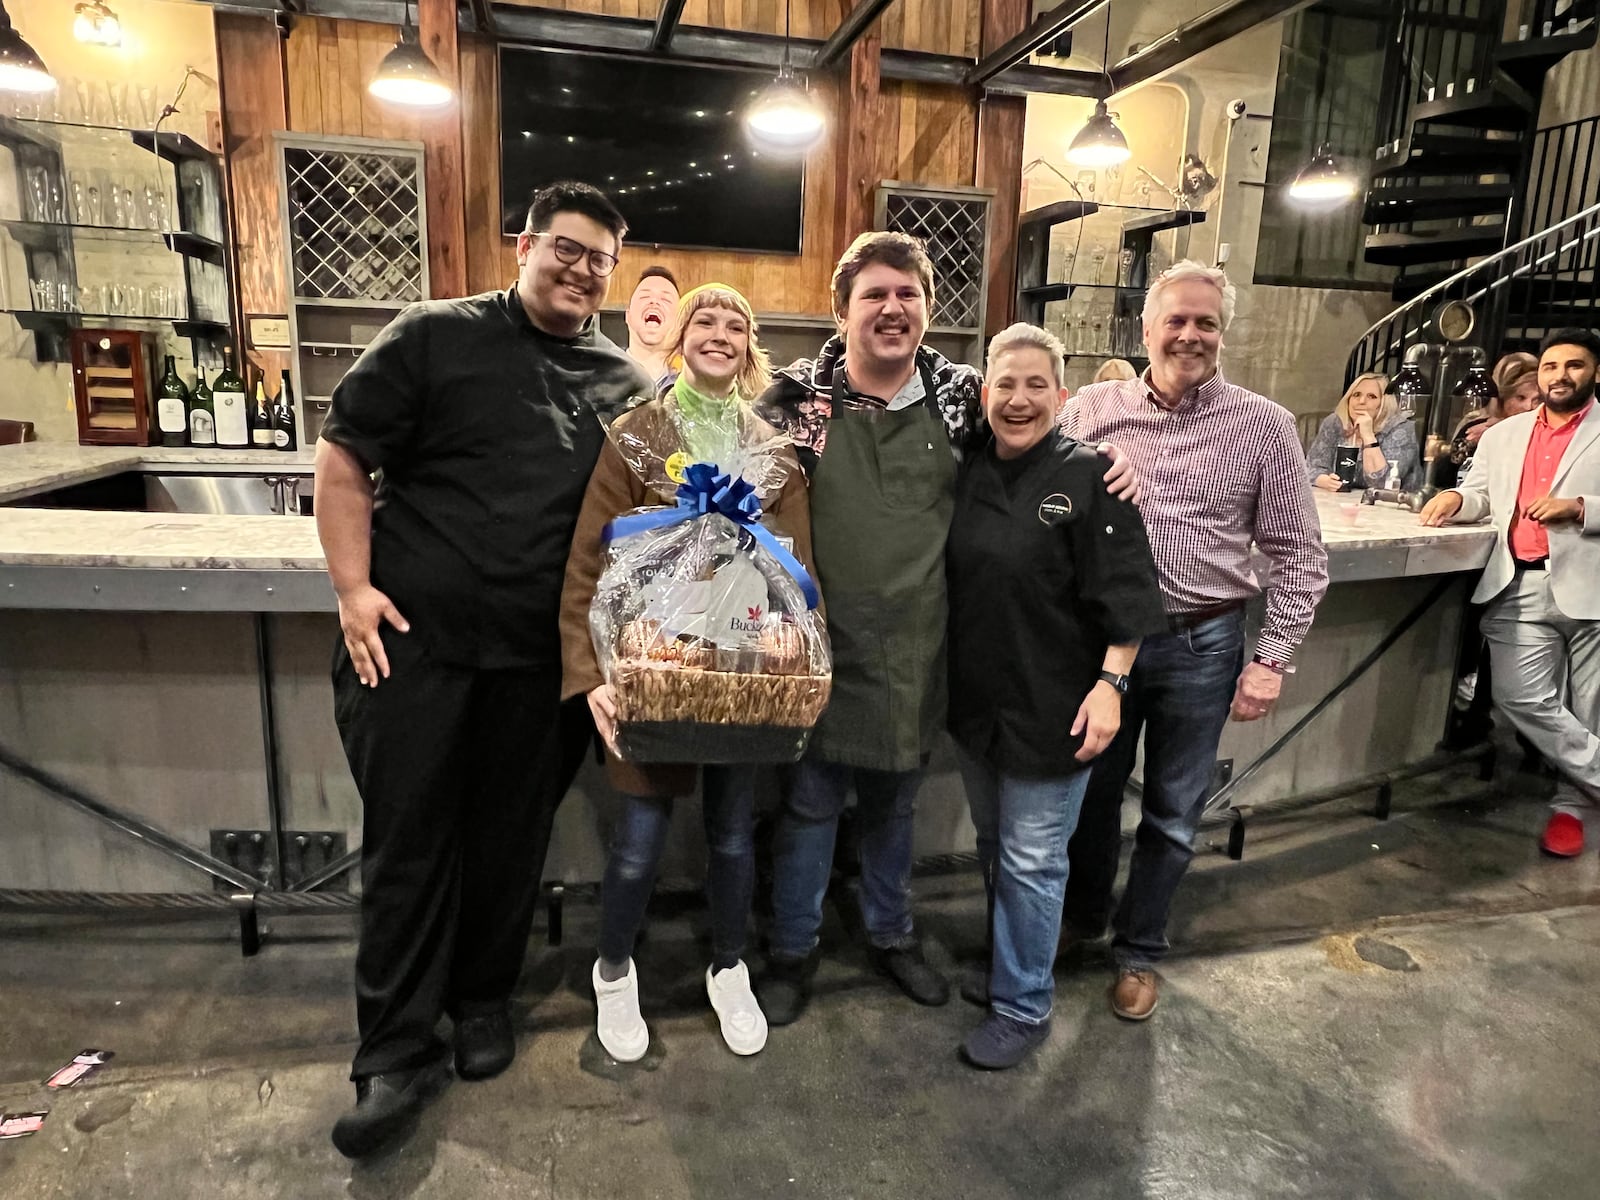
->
xmin=1067 ymin=100 xmax=1131 ymax=167
xmin=369 ymin=0 xmax=453 ymax=109
xmin=1288 ymin=143 xmax=1358 ymax=204
xmin=73 ymin=0 xmax=121 ymax=47
xmin=744 ymin=0 xmax=824 ymax=155
xmin=1066 ymin=15 xmax=1130 ymax=169
xmin=0 ymin=0 xmax=54 ymax=94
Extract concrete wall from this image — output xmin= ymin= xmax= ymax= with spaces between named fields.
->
xmin=0 ymin=0 xmax=220 ymax=442
xmin=1024 ymin=20 xmax=1393 ymax=408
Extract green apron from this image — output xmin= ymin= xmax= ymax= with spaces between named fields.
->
xmin=805 ymin=399 xmax=957 ymax=771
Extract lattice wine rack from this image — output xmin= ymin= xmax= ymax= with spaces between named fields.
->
xmin=875 ymin=182 xmax=993 ymax=334
xmin=283 ymin=143 xmax=425 ymax=304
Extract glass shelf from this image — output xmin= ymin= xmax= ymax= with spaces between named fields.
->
xmin=0 ymin=116 xmax=212 ymax=164
xmin=6 ymin=309 xmax=227 ymax=336
xmin=1 ymin=220 xmax=223 ymax=264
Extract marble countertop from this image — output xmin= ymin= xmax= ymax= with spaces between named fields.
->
xmin=0 ymin=508 xmax=325 ymax=570
xmin=0 ymin=451 xmax=1497 ymax=584
xmin=0 ymin=443 xmax=315 ymax=502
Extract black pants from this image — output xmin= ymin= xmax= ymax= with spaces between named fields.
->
xmin=333 ymin=629 xmax=593 ymax=1079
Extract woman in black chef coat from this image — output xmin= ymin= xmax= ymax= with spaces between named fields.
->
xmin=947 ymin=322 xmax=1167 ymax=1071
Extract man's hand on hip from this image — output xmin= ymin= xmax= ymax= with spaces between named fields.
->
xmin=1230 ymin=660 xmax=1282 ymax=722
xmin=338 ymin=584 xmax=410 ymax=687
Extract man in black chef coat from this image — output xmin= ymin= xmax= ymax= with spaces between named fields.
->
xmin=314 ymin=181 xmax=651 ymax=1157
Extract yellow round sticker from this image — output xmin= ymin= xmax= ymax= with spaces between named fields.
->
xmin=665 ymin=451 xmax=689 ymax=484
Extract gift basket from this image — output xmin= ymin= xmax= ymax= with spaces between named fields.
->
xmin=590 ymin=398 xmax=831 ymax=764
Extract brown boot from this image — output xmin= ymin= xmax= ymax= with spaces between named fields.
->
xmin=1110 ymin=968 xmax=1158 ymax=1021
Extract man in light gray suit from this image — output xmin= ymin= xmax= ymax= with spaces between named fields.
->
xmin=1421 ymin=328 xmax=1600 ymax=856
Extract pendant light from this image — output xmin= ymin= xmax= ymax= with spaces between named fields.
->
xmin=369 ymin=0 xmax=453 ymax=109
xmin=1288 ymin=142 xmax=1358 ymax=205
xmin=0 ymin=1 xmax=54 ymax=94
xmin=73 ymin=1 xmax=121 ymax=47
xmin=745 ymin=0 xmax=825 ymax=155
xmin=1066 ymin=13 xmax=1130 ymax=169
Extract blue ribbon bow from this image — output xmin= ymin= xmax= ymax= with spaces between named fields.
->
xmin=601 ymin=462 xmax=820 ymax=610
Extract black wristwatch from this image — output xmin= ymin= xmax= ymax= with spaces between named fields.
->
xmin=1097 ymin=670 xmax=1130 ymax=695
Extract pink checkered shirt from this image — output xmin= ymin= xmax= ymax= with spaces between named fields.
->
xmin=1060 ymin=368 xmax=1328 ymax=663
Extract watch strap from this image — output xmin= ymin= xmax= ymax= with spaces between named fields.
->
xmin=1097 ymin=670 xmax=1130 ymax=694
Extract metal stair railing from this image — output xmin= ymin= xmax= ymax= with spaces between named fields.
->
xmin=1345 ymin=197 xmax=1600 ymax=420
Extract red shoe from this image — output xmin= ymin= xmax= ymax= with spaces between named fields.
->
xmin=1540 ymin=812 xmax=1584 ymax=858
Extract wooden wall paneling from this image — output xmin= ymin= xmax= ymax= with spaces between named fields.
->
xmin=419 ymin=0 xmax=469 ymax=298
xmin=284 ymin=18 xmax=322 ymax=132
xmin=460 ymin=36 xmax=504 ymax=295
xmin=834 ymin=31 xmax=881 ymax=262
xmin=977 ymin=0 xmax=1026 ymax=335
xmin=215 ymin=12 xmax=290 ymax=384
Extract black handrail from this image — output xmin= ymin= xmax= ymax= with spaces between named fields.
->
xmin=1345 ymin=198 xmax=1600 ymax=431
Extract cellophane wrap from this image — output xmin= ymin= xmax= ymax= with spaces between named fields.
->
xmin=589 ymin=400 xmax=832 ymax=764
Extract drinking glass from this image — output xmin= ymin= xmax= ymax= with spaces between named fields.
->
xmin=137 ymin=85 xmax=158 ymax=129
xmin=59 ymin=281 xmax=76 ymax=312
xmin=109 ymin=186 xmax=128 ymax=228
xmin=143 ymin=183 xmax=162 ymax=231
xmin=108 ymin=81 xmax=130 ymax=128
xmin=29 ymin=278 xmax=55 ymax=311
xmin=24 ymin=166 xmax=46 ymax=222
xmin=73 ymin=79 xmax=92 ymax=125
xmin=86 ymin=185 xmax=103 ymax=227
xmin=122 ymin=185 xmax=140 ymax=229
xmin=126 ymin=284 xmax=145 ymax=316
xmin=48 ymin=179 xmax=65 ymax=224
xmin=80 ymin=284 xmax=104 ymax=314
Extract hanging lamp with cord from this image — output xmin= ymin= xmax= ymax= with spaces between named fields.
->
xmin=1066 ymin=9 xmax=1130 ymax=168
xmin=1287 ymin=141 xmax=1358 ymax=205
xmin=369 ymin=0 xmax=454 ymax=109
xmin=744 ymin=0 xmax=825 ymax=155
xmin=0 ymin=0 xmax=54 ymax=94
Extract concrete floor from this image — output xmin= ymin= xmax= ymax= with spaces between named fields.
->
xmin=3 ymin=755 xmax=1600 ymax=1199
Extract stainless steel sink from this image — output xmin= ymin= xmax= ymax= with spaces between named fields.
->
xmin=143 ymin=473 xmax=314 ymax=516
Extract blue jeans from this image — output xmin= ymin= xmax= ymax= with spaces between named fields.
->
xmin=957 ymin=748 xmax=1091 ymax=1025
xmin=598 ymin=765 xmax=756 ymax=971
xmin=1063 ymin=612 xmax=1245 ymax=969
xmin=768 ymin=758 xmax=922 ymax=958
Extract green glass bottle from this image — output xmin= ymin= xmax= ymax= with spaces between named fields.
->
xmin=154 ymin=354 xmax=189 ymax=448
xmin=211 ymin=347 xmax=249 ymax=449
xmin=273 ymin=369 xmax=298 ymax=452
xmin=188 ymin=365 xmax=216 ymax=447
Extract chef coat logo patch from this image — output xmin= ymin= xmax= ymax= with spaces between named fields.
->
xmin=1038 ymin=493 xmax=1073 ymax=525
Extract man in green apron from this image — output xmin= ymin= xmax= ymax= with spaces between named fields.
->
xmin=753 ymin=233 xmax=1137 ymax=1025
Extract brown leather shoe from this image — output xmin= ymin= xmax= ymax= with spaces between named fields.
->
xmin=1110 ymin=968 xmax=1158 ymax=1021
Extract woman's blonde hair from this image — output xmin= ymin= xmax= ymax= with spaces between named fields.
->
xmin=1492 ymin=352 xmax=1538 ymax=405
xmin=1094 ymin=357 xmax=1138 ymax=383
xmin=1335 ymin=371 xmax=1397 ymax=434
xmin=665 ymin=283 xmax=773 ymax=399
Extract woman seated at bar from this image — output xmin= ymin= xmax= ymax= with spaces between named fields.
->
xmin=1308 ymin=372 xmax=1423 ymax=492
xmin=1429 ymin=352 xmax=1540 ymax=490
xmin=946 ymin=323 xmax=1167 ymax=1070
xmin=559 ymin=283 xmax=816 ymax=1063
xmin=1092 ymin=357 xmax=1138 ymax=384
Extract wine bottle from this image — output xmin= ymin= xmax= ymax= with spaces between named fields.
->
xmin=250 ymin=377 xmax=274 ymax=449
xmin=273 ymin=369 xmax=298 ymax=453
xmin=188 ymin=365 xmax=216 ymax=447
xmin=155 ymin=355 xmax=189 ymax=448
xmin=212 ymin=348 xmax=248 ymax=449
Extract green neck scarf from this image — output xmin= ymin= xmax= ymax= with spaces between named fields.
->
xmin=673 ymin=373 xmax=742 ymax=466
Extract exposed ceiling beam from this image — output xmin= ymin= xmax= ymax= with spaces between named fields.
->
xmin=648 ymin=0 xmax=686 ymax=53
xmin=466 ymin=0 xmax=493 ymax=37
xmin=985 ymin=62 xmax=1108 ymax=98
xmin=965 ymin=0 xmax=1107 ymax=86
xmin=812 ymin=0 xmax=897 ymax=71
xmin=1107 ymin=0 xmax=1314 ymax=96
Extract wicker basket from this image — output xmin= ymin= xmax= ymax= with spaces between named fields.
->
xmin=610 ymin=660 xmax=833 ymax=763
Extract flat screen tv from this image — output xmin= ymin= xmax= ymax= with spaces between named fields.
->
xmin=499 ymin=46 xmax=806 ymax=255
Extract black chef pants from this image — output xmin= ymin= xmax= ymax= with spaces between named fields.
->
xmin=333 ymin=629 xmax=594 ymax=1080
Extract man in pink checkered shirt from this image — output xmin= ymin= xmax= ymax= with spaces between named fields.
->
xmin=1056 ymin=261 xmax=1328 ymax=1022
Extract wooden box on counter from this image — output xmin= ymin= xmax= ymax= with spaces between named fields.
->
xmin=69 ymin=329 xmax=159 ymax=447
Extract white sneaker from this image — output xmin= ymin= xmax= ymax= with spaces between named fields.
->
xmin=593 ymin=958 xmax=648 ymax=1063
xmin=706 ymin=961 xmax=768 ymax=1056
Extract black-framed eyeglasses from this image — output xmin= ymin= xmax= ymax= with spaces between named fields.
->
xmin=527 ymin=231 xmax=619 ymax=277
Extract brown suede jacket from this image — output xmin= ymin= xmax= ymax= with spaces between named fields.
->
xmin=558 ymin=395 xmax=818 ymax=797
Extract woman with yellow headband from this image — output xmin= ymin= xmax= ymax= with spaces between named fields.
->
xmin=559 ymin=283 xmax=817 ymax=1063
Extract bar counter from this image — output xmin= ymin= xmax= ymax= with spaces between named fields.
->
xmin=0 ymin=444 xmax=1498 ymax=896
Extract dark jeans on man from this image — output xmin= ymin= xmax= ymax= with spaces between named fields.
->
xmin=768 ymin=758 xmax=922 ymax=958
xmin=598 ymin=765 xmax=758 ymax=972
xmin=333 ymin=628 xmax=592 ymax=1080
xmin=1063 ymin=611 xmax=1244 ymax=969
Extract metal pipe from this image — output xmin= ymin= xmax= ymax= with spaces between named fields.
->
xmin=648 ymin=0 xmax=685 ymax=52
xmin=813 ymin=0 xmax=897 ymax=71
xmin=290 ymin=846 xmax=361 ymax=893
xmin=254 ymin=613 xmax=288 ymax=890
xmin=963 ymin=0 xmax=1107 ymax=86
xmin=0 ymin=740 xmax=261 ymax=891
xmin=1203 ymin=575 xmax=1457 ymax=819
